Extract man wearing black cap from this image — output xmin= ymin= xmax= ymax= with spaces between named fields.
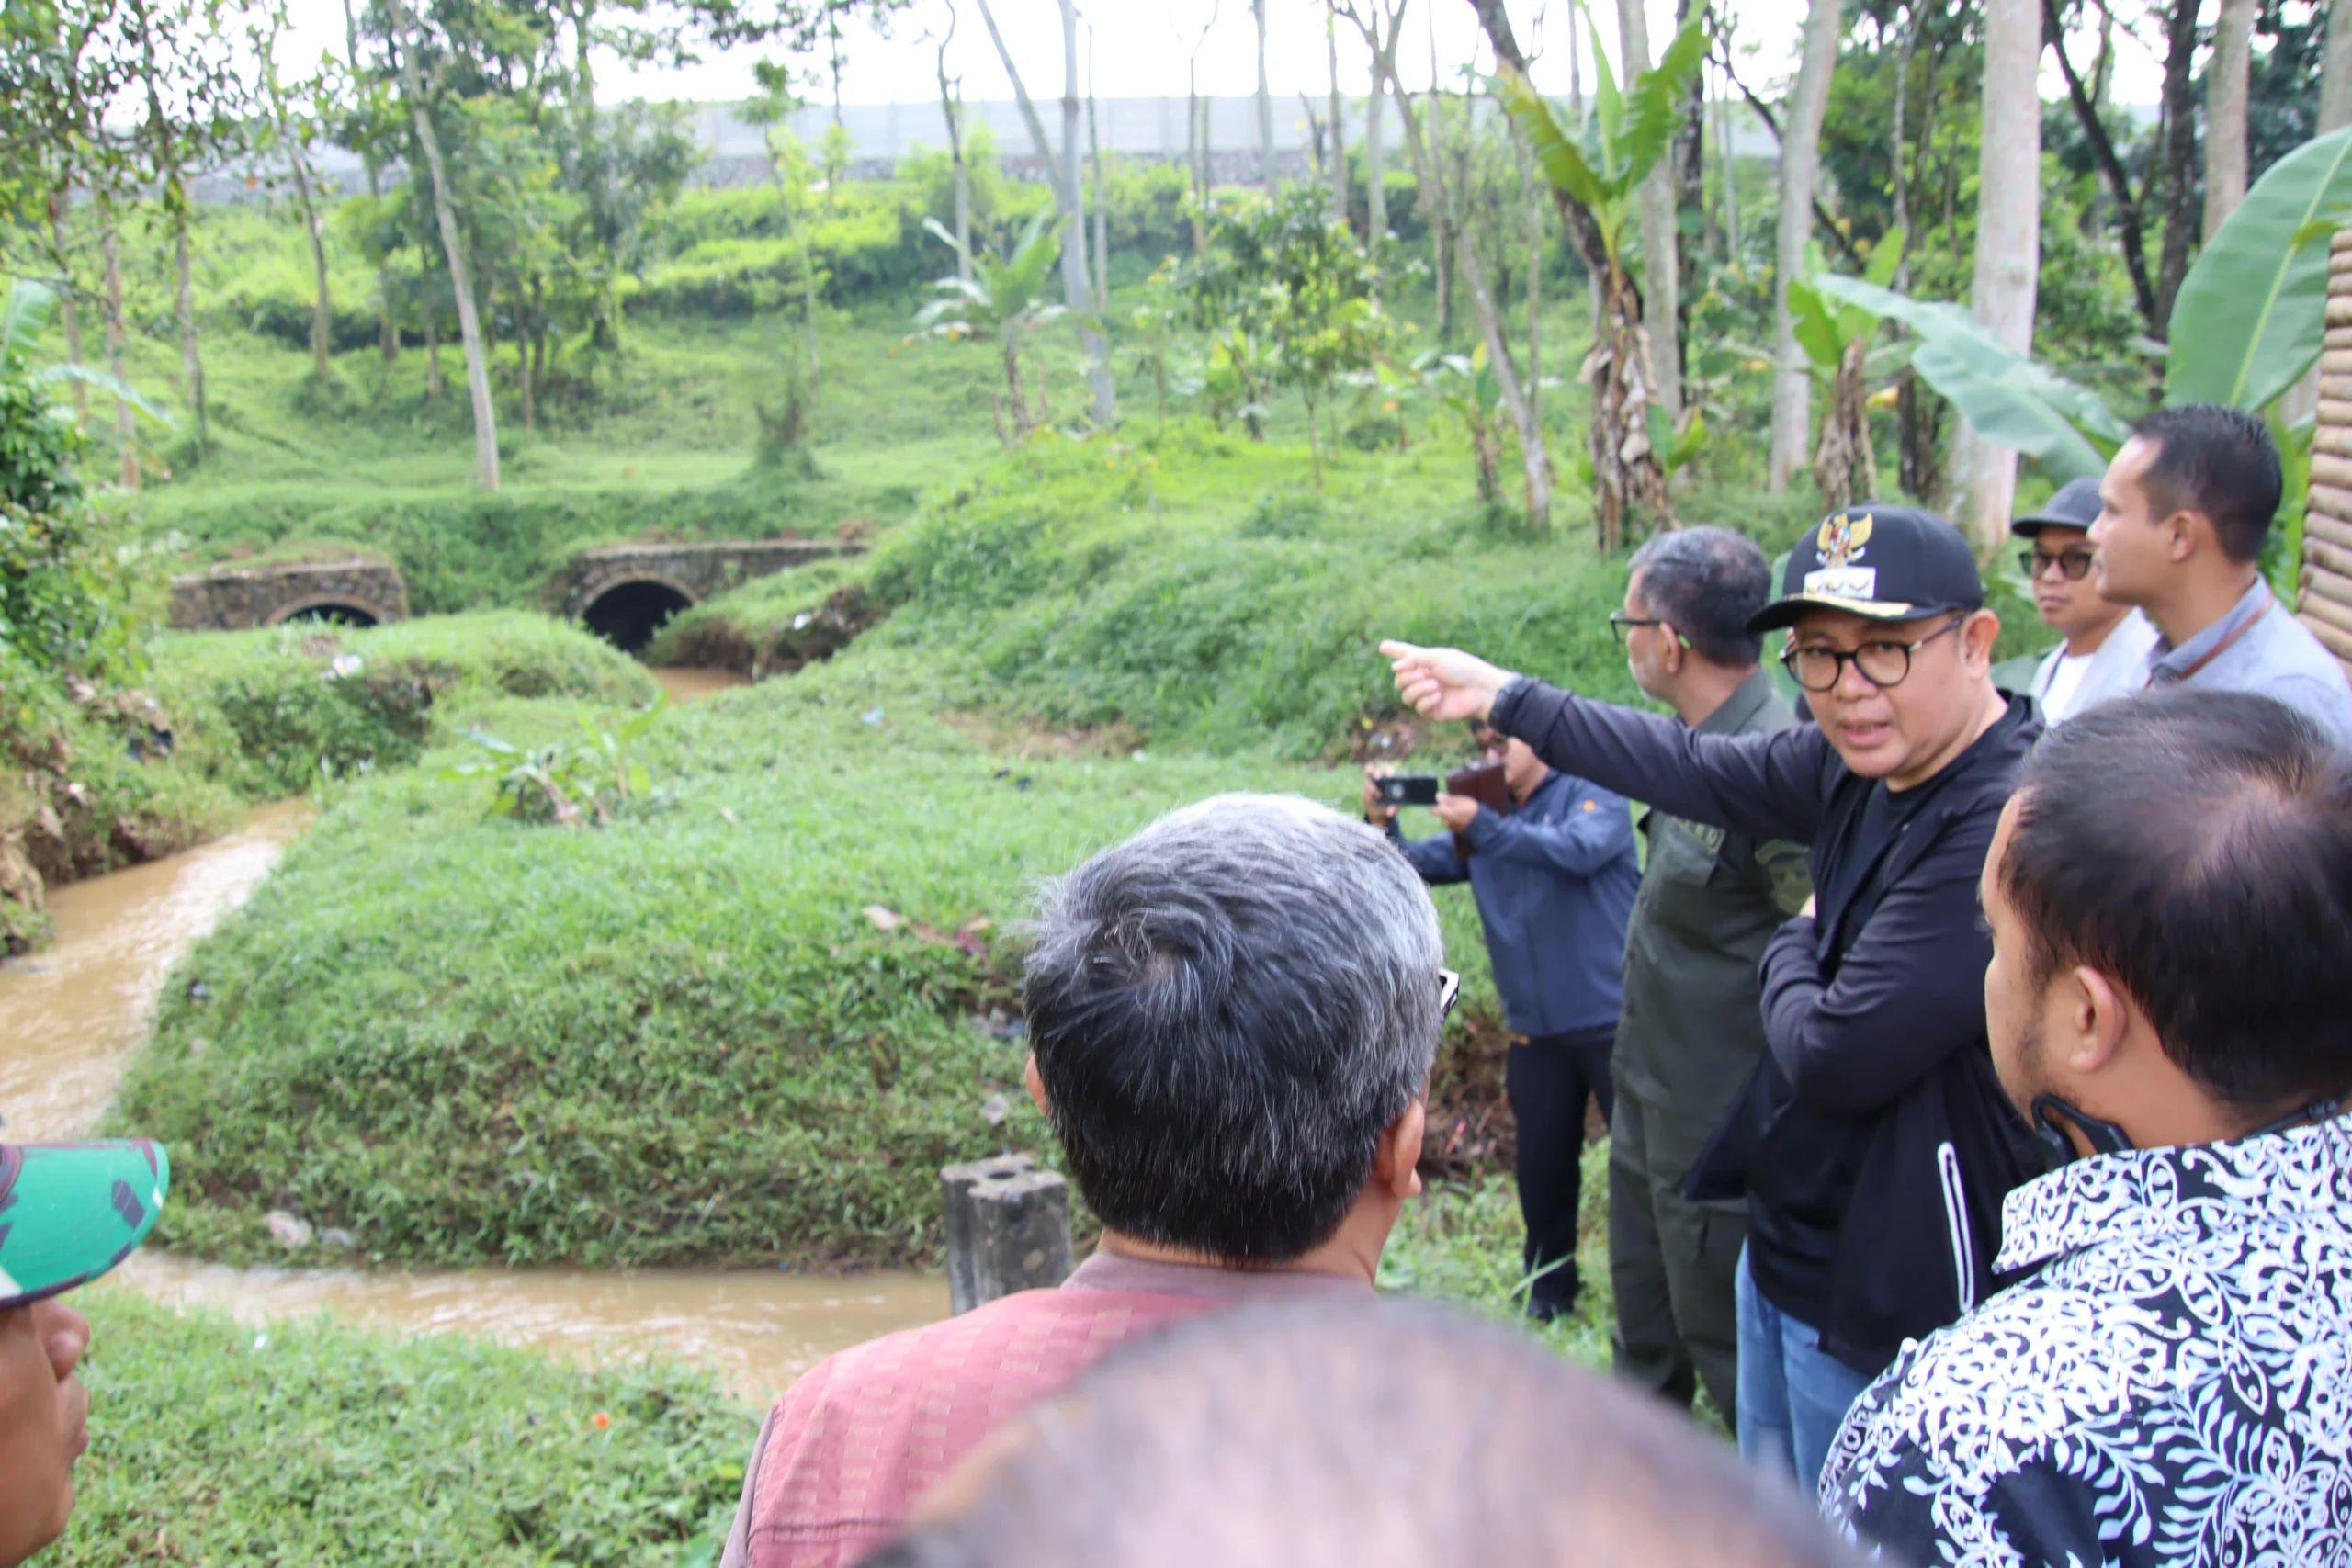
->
xmin=2010 ymin=478 xmax=2157 ymax=724
xmin=1381 ymin=504 xmax=2044 ymax=1493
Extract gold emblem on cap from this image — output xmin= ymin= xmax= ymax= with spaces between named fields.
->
xmin=1815 ymin=509 xmax=1873 ymax=570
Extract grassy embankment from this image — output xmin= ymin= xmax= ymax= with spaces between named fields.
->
xmin=111 ymin=427 xmax=1661 ymax=1268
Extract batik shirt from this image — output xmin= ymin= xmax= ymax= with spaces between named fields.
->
xmin=1820 ymin=1119 xmax=2352 ymax=1567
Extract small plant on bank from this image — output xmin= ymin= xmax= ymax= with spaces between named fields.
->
xmin=447 ymin=694 xmax=669 ymax=827
xmin=912 ymin=209 xmax=1068 ymax=445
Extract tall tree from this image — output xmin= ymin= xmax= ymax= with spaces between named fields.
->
xmin=1184 ymin=2 xmax=1220 ymax=254
xmin=1087 ymin=21 xmax=1107 ymax=311
xmin=1953 ymin=0 xmax=2041 ymax=545
xmin=2324 ymin=0 xmax=2352 ymax=130
xmin=1327 ymin=6 xmax=1348 ymax=220
xmin=2207 ymin=0 xmax=2256 ymax=236
xmin=256 ymin=27 xmax=336 ymax=386
xmin=1389 ymin=58 xmax=1552 ymax=526
xmin=1336 ymin=0 xmax=1407 ymax=267
xmin=1620 ymin=0 xmax=1682 ymax=421
xmin=1254 ymin=0 xmax=1275 ymax=190
xmin=933 ymin=3 xmax=972 ymax=283
xmin=386 ymin=0 xmax=499 ymax=489
xmin=973 ymin=0 xmax=1114 ymax=423
xmin=1767 ymin=0 xmax=1838 ymax=492
xmin=2154 ymin=0 xmax=2203 ymax=325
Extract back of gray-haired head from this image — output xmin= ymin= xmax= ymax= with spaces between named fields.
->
xmin=867 ymin=1299 xmax=1869 ymax=1568
xmin=1022 ymin=793 xmax=1442 ymax=1263
xmin=1630 ymin=525 xmax=1773 ymax=667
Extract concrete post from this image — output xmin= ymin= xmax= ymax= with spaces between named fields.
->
xmin=2301 ymin=229 xmax=2352 ymax=681
xmin=941 ymin=1153 xmax=1073 ymax=1314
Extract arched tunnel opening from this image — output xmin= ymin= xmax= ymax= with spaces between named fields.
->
xmin=582 ymin=580 xmax=694 ymax=655
xmin=280 ymin=602 xmax=381 ymax=628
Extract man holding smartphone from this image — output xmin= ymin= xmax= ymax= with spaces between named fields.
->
xmin=1364 ymin=724 xmax=1640 ymax=1320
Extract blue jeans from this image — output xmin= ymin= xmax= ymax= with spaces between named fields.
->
xmin=1735 ymin=1244 xmax=1876 ymax=1496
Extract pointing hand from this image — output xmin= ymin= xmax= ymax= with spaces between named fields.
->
xmin=1378 ymin=640 xmax=1515 ymax=723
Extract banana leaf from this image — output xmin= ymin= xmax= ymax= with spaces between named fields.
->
xmin=2166 ymin=125 xmax=2352 ymax=412
xmin=1815 ymin=275 xmax=2122 ymax=481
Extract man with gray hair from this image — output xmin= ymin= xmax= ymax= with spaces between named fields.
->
xmin=1611 ymin=526 xmax=1812 ymax=1431
xmin=718 ymin=794 xmax=1448 ymax=1568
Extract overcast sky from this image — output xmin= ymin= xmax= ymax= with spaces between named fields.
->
xmin=272 ymin=0 xmax=2169 ymax=118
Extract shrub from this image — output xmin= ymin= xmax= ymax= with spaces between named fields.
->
xmin=53 ymin=1292 xmax=752 ymax=1568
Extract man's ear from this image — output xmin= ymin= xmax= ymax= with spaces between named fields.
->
xmin=1658 ymin=623 xmax=1687 ymax=676
xmin=1962 ymin=607 xmax=2002 ymax=669
xmin=2063 ymin=966 xmax=2133 ymax=1077
xmin=1023 ymin=1054 xmax=1051 ymax=1118
xmin=2165 ymin=508 xmax=2204 ymax=563
xmin=1375 ymin=1098 xmax=1426 ymax=1201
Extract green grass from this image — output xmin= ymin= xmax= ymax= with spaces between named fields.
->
xmin=51 ymin=1291 xmax=751 ymax=1568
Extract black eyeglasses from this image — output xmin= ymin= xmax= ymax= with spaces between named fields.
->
xmin=1779 ymin=615 xmax=1967 ymax=694
xmin=1438 ymin=969 xmax=1461 ymax=1019
xmin=2019 ymin=548 xmax=2096 ymax=581
xmin=1608 ymin=612 xmax=1688 ymax=648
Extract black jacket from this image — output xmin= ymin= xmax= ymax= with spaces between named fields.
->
xmin=1491 ymin=677 xmax=2046 ymax=1374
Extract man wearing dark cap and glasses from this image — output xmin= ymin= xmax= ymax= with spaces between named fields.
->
xmin=0 ymin=1136 xmax=170 ymax=1568
xmin=2010 ymin=478 xmax=2157 ymax=724
xmin=1382 ymin=504 xmax=2043 ymax=1494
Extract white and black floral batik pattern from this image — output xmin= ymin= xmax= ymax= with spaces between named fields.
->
xmin=1819 ymin=1120 xmax=2352 ymax=1568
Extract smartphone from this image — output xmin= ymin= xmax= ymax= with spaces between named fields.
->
xmin=1374 ymin=774 xmax=1442 ymax=807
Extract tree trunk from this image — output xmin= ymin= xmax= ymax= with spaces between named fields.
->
xmin=2154 ymin=0 xmax=2202 ymax=329
xmin=977 ymin=0 xmax=1114 ymax=424
xmin=288 ymin=131 xmax=334 ymax=384
xmin=1365 ymin=42 xmax=1387 ymax=254
xmin=1620 ymin=0 xmax=1681 ymax=421
xmin=1188 ymin=62 xmax=1209 ymax=253
xmin=342 ymin=0 xmax=399 ymax=362
xmin=1058 ymin=0 xmax=1114 ymax=424
xmin=2324 ymin=0 xmax=2352 ymax=131
xmin=1954 ymin=0 xmax=2041 ymax=547
xmin=2206 ymin=0 xmax=2254 ymax=239
xmin=937 ymin=17 xmax=974 ymax=283
xmin=519 ymin=284 xmax=536 ymax=433
xmin=48 ymin=186 xmax=87 ymax=427
xmin=1088 ymin=28 xmax=1108 ymax=310
xmin=173 ymin=209 xmax=207 ymax=452
xmin=99 ymin=211 xmax=136 ymax=490
xmin=1328 ymin=8 xmax=1348 ymax=223
xmin=1768 ymin=0 xmax=1839 ymax=493
xmin=1392 ymin=49 xmax=1550 ymax=529
xmin=390 ymin=0 xmax=499 ymax=489
xmin=425 ymin=310 xmax=444 ymax=400
xmin=1254 ymin=0 xmax=1275 ymax=190
xmin=1813 ymin=340 xmax=1877 ymax=509
xmin=1716 ymin=68 xmax=1738 ymax=259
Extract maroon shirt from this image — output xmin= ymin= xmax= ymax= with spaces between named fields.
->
xmin=719 ymin=1250 xmax=1374 ymax=1568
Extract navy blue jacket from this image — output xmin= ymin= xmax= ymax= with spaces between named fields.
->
xmin=1386 ymin=769 xmax=1640 ymax=1038
xmin=1492 ymin=676 xmax=2047 ymax=1372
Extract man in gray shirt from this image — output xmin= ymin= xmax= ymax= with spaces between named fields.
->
xmin=2088 ymin=403 xmax=2352 ymax=743
xmin=1609 ymin=528 xmax=1811 ymax=1428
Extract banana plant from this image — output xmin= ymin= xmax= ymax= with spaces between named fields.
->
xmin=1497 ymin=6 xmax=1710 ymax=547
xmin=1810 ymin=125 xmax=2352 ymax=488
xmin=914 ymin=210 xmax=1068 ymax=444
xmin=1782 ymin=231 xmax=1912 ymax=507
xmin=3 ymin=278 xmax=173 ymax=423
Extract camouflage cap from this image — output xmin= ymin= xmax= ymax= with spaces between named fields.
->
xmin=0 ymin=1140 xmax=169 ymax=1309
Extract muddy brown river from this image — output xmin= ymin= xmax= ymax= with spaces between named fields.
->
xmin=0 ymin=681 xmax=944 ymax=1404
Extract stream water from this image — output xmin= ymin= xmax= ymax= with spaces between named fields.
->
xmin=0 ymin=665 xmax=945 ymax=1404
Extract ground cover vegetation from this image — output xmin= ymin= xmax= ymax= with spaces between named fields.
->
xmin=52 ymin=1290 xmax=753 ymax=1568
xmin=6 ymin=0 xmax=2346 ymax=1557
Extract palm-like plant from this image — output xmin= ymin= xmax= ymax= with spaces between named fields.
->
xmin=3 ymin=278 xmax=170 ymax=420
xmin=914 ymin=211 xmax=1067 ymax=443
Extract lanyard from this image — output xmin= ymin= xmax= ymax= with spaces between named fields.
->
xmin=2159 ymin=584 xmax=2273 ymax=684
